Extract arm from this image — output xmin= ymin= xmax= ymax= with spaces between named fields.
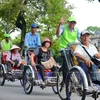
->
xmin=1 ymin=40 xmax=4 ymax=51
xmin=75 ymin=53 xmax=93 ymax=67
xmin=37 ymin=33 xmax=41 ymax=47
xmin=24 ymin=33 xmax=28 ymax=48
xmin=56 ymin=17 xmax=64 ymax=36
xmin=95 ymin=53 xmax=100 ymax=59
xmin=77 ymin=28 xmax=81 ymax=41
xmin=49 ymin=50 xmax=56 ymax=66
xmin=6 ymin=52 xmax=15 ymax=65
xmin=50 ymin=57 xmax=57 ymax=66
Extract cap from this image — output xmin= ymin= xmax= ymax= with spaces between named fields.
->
xmin=42 ymin=38 xmax=52 ymax=46
xmin=81 ymin=30 xmax=90 ymax=36
xmin=5 ymin=34 xmax=10 ymax=38
xmin=68 ymin=16 xmax=76 ymax=22
xmin=10 ymin=45 xmax=20 ymax=51
xmin=31 ymin=23 xmax=39 ymax=28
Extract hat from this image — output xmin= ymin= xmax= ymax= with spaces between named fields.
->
xmin=31 ymin=23 xmax=39 ymax=28
xmin=68 ymin=16 xmax=76 ymax=22
xmin=10 ymin=45 xmax=20 ymax=51
xmin=5 ymin=34 xmax=10 ymax=38
xmin=81 ymin=30 xmax=90 ymax=36
xmin=42 ymin=38 xmax=52 ymax=46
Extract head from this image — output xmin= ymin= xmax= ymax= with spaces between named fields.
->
xmin=5 ymin=34 xmax=10 ymax=42
xmin=80 ymin=30 xmax=91 ymax=45
xmin=10 ymin=45 xmax=20 ymax=53
xmin=68 ymin=16 xmax=77 ymax=30
xmin=31 ymin=23 xmax=39 ymax=34
xmin=42 ymin=38 xmax=52 ymax=48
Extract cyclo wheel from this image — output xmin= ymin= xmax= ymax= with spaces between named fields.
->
xmin=20 ymin=79 xmax=23 ymax=86
xmin=0 ymin=64 xmax=5 ymax=86
xmin=52 ymin=86 xmax=58 ymax=94
xmin=23 ymin=65 xmax=34 ymax=94
xmin=57 ymin=67 xmax=67 ymax=100
xmin=52 ymin=67 xmax=59 ymax=94
xmin=66 ymin=66 xmax=87 ymax=100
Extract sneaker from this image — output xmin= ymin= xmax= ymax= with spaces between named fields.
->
xmin=40 ymin=82 xmax=46 ymax=89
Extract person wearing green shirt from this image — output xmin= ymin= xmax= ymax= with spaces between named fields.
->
xmin=1 ymin=34 xmax=12 ymax=51
xmin=56 ymin=16 xmax=80 ymax=82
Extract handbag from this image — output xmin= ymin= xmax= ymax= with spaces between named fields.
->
xmin=13 ymin=60 xmax=19 ymax=67
xmin=41 ymin=58 xmax=54 ymax=69
xmin=82 ymin=46 xmax=100 ymax=66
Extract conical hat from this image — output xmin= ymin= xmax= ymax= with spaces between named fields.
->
xmin=10 ymin=45 xmax=20 ymax=51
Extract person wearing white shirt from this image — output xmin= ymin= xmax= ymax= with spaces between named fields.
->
xmin=74 ymin=30 xmax=100 ymax=85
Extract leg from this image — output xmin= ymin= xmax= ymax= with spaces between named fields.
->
xmin=60 ymin=51 xmax=69 ymax=83
xmin=89 ymin=64 xmax=100 ymax=82
xmin=6 ymin=61 xmax=12 ymax=72
xmin=19 ymin=64 xmax=24 ymax=70
xmin=79 ymin=62 xmax=90 ymax=83
xmin=50 ymin=66 xmax=57 ymax=77
xmin=36 ymin=64 xmax=45 ymax=81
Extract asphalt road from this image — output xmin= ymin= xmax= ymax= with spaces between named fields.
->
xmin=0 ymin=80 xmax=60 ymax=100
xmin=0 ymin=80 xmax=100 ymax=100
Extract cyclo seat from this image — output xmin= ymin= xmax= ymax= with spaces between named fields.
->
xmin=1 ymin=51 xmax=10 ymax=64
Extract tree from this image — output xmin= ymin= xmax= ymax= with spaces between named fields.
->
xmin=0 ymin=0 xmax=73 ymax=58
xmin=87 ymin=26 xmax=100 ymax=35
xmin=87 ymin=0 xmax=100 ymax=2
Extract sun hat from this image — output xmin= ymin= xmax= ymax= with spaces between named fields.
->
xmin=42 ymin=38 xmax=52 ymax=46
xmin=81 ymin=30 xmax=90 ymax=36
xmin=10 ymin=45 xmax=20 ymax=51
xmin=31 ymin=23 xmax=39 ymax=28
xmin=68 ymin=16 xmax=77 ymax=22
xmin=5 ymin=34 xmax=10 ymax=38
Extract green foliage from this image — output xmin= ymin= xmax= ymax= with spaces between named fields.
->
xmin=12 ymin=34 xmax=21 ymax=45
xmin=87 ymin=26 xmax=100 ymax=35
xmin=0 ymin=0 xmax=73 ymax=62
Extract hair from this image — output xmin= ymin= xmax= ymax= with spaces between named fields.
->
xmin=42 ymin=42 xmax=46 ymax=46
xmin=42 ymin=41 xmax=51 ymax=47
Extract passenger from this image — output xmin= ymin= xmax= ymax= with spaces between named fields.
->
xmin=74 ymin=30 xmax=100 ymax=85
xmin=24 ymin=23 xmax=41 ymax=49
xmin=30 ymin=38 xmax=57 ymax=85
xmin=56 ymin=16 xmax=80 ymax=81
xmin=6 ymin=45 xmax=24 ymax=72
xmin=1 ymin=34 xmax=12 ymax=51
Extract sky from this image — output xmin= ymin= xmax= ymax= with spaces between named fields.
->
xmin=11 ymin=0 xmax=100 ymax=39
xmin=67 ymin=0 xmax=100 ymax=31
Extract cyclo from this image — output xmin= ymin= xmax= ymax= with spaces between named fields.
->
xmin=0 ymin=50 xmax=26 ymax=86
xmin=56 ymin=43 xmax=100 ymax=100
xmin=22 ymin=48 xmax=59 ymax=94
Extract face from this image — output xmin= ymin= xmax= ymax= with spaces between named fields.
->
xmin=44 ymin=42 xmax=51 ymax=48
xmin=31 ymin=27 xmax=37 ymax=34
xmin=12 ymin=49 xmax=19 ymax=53
xmin=68 ymin=21 xmax=76 ymax=30
xmin=6 ymin=37 xmax=10 ymax=41
xmin=81 ymin=33 xmax=90 ymax=45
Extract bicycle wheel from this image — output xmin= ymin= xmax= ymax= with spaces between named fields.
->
xmin=0 ymin=64 xmax=5 ymax=86
xmin=66 ymin=67 xmax=87 ymax=100
xmin=52 ymin=86 xmax=58 ymax=94
xmin=57 ymin=68 xmax=67 ymax=100
xmin=23 ymin=66 xmax=34 ymax=94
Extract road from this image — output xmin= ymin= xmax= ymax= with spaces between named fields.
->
xmin=0 ymin=80 xmax=100 ymax=100
xmin=0 ymin=80 xmax=60 ymax=100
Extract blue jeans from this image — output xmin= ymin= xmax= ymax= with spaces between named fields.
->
xmin=89 ymin=64 xmax=100 ymax=81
